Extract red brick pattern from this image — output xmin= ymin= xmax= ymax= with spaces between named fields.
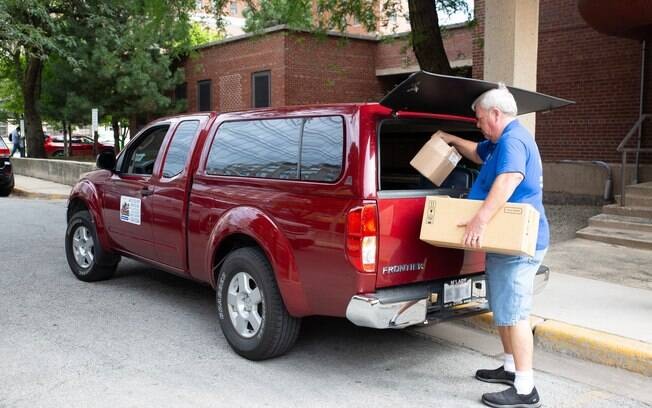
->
xmin=284 ymin=33 xmax=384 ymax=105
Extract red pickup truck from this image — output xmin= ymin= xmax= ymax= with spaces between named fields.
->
xmin=65 ymin=73 xmax=570 ymax=360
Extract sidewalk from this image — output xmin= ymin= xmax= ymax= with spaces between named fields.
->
xmin=12 ymin=174 xmax=71 ymax=199
xmin=9 ymin=175 xmax=652 ymax=376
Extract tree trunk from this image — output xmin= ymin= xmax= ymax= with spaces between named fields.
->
xmin=68 ymin=123 xmax=73 ymax=157
xmin=407 ymin=0 xmax=453 ymax=75
xmin=22 ymin=57 xmax=47 ymax=158
xmin=112 ymin=118 xmax=121 ymax=154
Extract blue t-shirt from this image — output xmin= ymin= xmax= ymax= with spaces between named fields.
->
xmin=468 ymin=120 xmax=549 ymax=250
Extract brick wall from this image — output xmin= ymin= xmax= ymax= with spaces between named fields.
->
xmin=474 ymin=0 xmax=651 ymax=164
xmin=377 ymin=24 xmax=472 ymax=72
xmin=284 ymin=33 xmax=384 ymax=104
xmin=184 ymin=32 xmax=287 ymax=112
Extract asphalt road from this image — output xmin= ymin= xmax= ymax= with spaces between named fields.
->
xmin=0 ymin=197 xmax=649 ymax=408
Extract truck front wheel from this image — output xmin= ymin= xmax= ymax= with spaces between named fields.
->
xmin=216 ymin=247 xmax=301 ymax=360
xmin=65 ymin=210 xmax=120 ymax=282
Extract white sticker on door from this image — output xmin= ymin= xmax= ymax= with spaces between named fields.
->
xmin=120 ymin=196 xmax=141 ymax=225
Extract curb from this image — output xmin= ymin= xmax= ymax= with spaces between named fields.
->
xmin=12 ymin=187 xmax=69 ymax=200
xmin=463 ymin=312 xmax=652 ymax=377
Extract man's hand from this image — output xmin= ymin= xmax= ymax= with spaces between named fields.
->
xmin=460 ymin=172 xmax=524 ymax=249
xmin=459 ymin=214 xmax=489 ymax=249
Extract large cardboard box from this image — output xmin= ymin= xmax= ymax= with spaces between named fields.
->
xmin=410 ymin=131 xmax=462 ymax=186
xmin=420 ymin=196 xmax=540 ymax=257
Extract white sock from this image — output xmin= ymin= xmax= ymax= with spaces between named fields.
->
xmin=503 ymin=354 xmax=515 ymax=373
xmin=514 ymin=370 xmax=534 ymax=395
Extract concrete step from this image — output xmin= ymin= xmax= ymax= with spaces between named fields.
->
xmin=602 ymin=204 xmax=652 ymax=218
xmin=576 ymin=226 xmax=652 ymax=250
xmin=626 ymin=182 xmax=652 ymax=197
xmin=615 ymin=194 xmax=652 ymax=207
xmin=588 ymin=213 xmax=652 ymax=233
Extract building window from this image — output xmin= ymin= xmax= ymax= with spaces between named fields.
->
xmin=197 ymin=80 xmax=212 ymax=112
xmin=175 ymin=82 xmax=187 ymax=102
xmin=230 ymin=1 xmax=238 ymax=15
xmin=251 ymin=71 xmax=271 ymax=108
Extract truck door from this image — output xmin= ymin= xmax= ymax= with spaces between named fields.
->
xmin=102 ymin=124 xmax=170 ymax=261
xmin=148 ymin=118 xmax=205 ymax=271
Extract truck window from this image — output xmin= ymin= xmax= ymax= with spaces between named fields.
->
xmin=162 ymin=120 xmax=200 ymax=178
xmin=206 ymin=118 xmax=302 ymax=179
xmin=123 ymin=125 xmax=169 ymax=175
xmin=300 ymin=116 xmax=344 ymax=182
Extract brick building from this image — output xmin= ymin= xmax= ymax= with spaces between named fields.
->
xmin=181 ymin=23 xmax=471 ymax=112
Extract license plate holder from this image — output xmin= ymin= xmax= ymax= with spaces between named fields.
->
xmin=443 ymin=278 xmax=472 ymax=306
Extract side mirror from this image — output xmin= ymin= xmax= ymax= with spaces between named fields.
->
xmin=96 ymin=150 xmax=116 ymax=171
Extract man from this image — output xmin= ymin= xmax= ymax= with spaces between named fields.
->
xmin=9 ymin=126 xmax=24 ymax=157
xmin=439 ymin=84 xmax=548 ymax=408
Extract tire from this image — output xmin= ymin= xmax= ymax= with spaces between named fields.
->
xmin=216 ymin=247 xmax=301 ymax=360
xmin=0 ymin=175 xmax=13 ymax=197
xmin=65 ymin=210 xmax=120 ymax=282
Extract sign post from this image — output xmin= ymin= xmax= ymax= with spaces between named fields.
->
xmin=92 ymin=108 xmax=99 ymax=155
xmin=20 ymin=119 xmax=25 ymax=156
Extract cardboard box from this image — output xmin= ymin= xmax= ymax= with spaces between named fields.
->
xmin=410 ymin=131 xmax=462 ymax=186
xmin=420 ymin=196 xmax=540 ymax=257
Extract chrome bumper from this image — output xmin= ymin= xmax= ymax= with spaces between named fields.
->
xmin=346 ymin=265 xmax=550 ymax=330
xmin=346 ymin=295 xmax=428 ymax=329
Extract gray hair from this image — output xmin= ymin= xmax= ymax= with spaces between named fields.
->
xmin=471 ymin=83 xmax=518 ymax=117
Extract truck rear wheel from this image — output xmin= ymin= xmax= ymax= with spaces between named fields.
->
xmin=216 ymin=247 xmax=301 ymax=360
xmin=65 ymin=210 xmax=120 ymax=282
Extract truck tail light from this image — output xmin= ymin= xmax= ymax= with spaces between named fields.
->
xmin=346 ymin=204 xmax=378 ymax=273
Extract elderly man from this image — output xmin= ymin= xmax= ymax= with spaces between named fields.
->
xmin=439 ymin=84 xmax=548 ymax=408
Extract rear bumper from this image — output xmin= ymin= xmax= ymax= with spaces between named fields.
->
xmin=346 ymin=265 xmax=550 ymax=329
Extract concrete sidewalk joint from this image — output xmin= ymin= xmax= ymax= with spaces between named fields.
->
xmin=463 ymin=312 xmax=652 ymax=377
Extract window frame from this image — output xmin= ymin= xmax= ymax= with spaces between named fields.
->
xmin=197 ymin=79 xmax=212 ymax=112
xmin=203 ymin=115 xmax=346 ymax=184
xmin=116 ymin=124 xmax=171 ymax=176
xmin=160 ymin=120 xmax=201 ymax=180
xmin=251 ymin=71 xmax=271 ymax=108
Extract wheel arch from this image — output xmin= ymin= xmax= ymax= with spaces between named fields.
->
xmin=67 ymin=181 xmax=112 ymax=252
xmin=207 ymin=206 xmax=311 ymax=317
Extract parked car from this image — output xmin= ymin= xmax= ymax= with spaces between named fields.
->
xmin=65 ymin=72 xmax=571 ymax=360
xmin=44 ymin=134 xmax=114 ymax=157
xmin=0 ymin=136 xmax=15 ymax=196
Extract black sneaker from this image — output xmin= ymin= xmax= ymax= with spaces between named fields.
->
xmin=481 ymin=386 xmax=541 ymax=408
xmin=475 ymin=366 xmax=515 ymax=386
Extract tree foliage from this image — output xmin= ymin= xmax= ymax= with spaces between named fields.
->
xmin=0 ymin=0 xmax=198 ymax=156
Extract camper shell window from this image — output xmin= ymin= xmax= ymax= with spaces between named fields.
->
xmin=377 ymin=118 xmax=484 ymax=196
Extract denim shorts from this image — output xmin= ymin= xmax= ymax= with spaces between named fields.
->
xmin=485 ymin=248 xmax=547 ymax=326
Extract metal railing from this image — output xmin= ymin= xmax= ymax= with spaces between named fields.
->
xmin=617 ymin=114 xmax=652 ymax=206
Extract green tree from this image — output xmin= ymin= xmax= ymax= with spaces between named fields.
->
xmin=0 ymin=0 xmax=77 ymax=157
xmin=242 ymin=0 xmax=313 ymax=32
xmin=1 ymin=0 xmax=198 ymax=157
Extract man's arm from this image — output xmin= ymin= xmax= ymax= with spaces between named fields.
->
xmin=437 ymin=133 xmax=483 ymax=165
xmin=460 ymin=172 xmax=524 ymax=248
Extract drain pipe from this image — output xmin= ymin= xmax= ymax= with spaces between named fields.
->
xmin=635 ymin=40 xmax=646 ymax=184
xmin=557 ymin=160 xmax=612 ymax=201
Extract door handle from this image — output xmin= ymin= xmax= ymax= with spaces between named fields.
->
xmin=141 ymin=187 xmax=153 ymax=197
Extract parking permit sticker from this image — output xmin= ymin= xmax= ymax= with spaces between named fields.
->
xmin=120 ymin=196 xmax=141 ymax=225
